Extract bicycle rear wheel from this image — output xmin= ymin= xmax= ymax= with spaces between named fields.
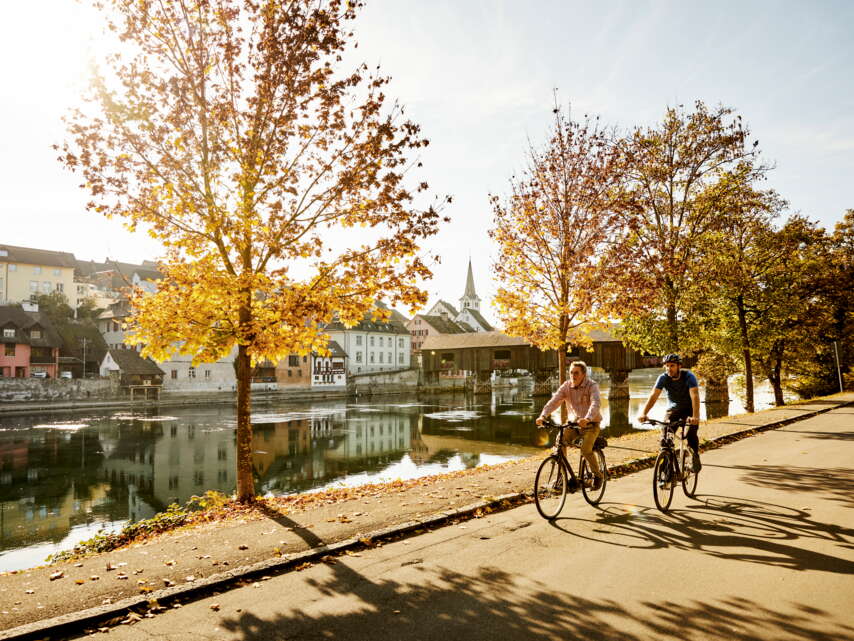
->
xmin=681 ymin=450 xmax=699 ymax=497
xmin=581 ymin=450 xmax=607 ymax=506
xmin=534 ymin=455 xmax=568 ymax=520
xmin=652 ymin=450 xmax=675 ymax=512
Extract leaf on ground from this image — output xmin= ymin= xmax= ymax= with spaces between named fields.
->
xmin=210 ymin=604 xmax=221 ymax=611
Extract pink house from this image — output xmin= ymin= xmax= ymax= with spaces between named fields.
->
xmin=0 ymin=305 xmax=60 ymax=378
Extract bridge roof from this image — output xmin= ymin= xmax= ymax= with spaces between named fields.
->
xmin=420 ymin=326 xmax=622 ymax=350
xmin=421 ymin=331 xmax=530 ymax=350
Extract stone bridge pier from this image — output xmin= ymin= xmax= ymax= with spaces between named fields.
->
xmin=473 ymin=370 xmax=493 ymax=395
xmin=608 ymin=369 xmax=630 ymax=400
xmin=532 ymin=370 xmax=555 ymax=397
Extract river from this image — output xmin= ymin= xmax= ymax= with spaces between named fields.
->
xmin=0 ymin=369 xmax=790 ymax=571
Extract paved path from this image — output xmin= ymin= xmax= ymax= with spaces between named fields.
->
xmin=80 ymin=405 xmax=854 ymax=640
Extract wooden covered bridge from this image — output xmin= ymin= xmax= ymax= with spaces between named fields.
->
xmin=420 ymin=328 xmax=653 ymax=396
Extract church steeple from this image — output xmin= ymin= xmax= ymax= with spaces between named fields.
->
xmin=459 ymin=259 xmax=481 ymax=312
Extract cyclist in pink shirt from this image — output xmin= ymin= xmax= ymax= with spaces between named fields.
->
xmin=535 ymin=361 xmax=604 ymax=489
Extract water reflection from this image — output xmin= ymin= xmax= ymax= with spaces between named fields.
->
xmin=0 ymin=368 xmax=789 ymax=571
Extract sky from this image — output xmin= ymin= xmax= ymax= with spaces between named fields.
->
xmin=1 ymin=0 xmax=852 ymax=324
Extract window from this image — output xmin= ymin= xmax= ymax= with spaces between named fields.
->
xmin=188 ymin=367 xmax=196 ymax=378
xmin=356 ymin=351 xmax=362 ymax=363
xmin=217 ymin=445 xmax=227 ymax=461
xmin=77 ymin=285 xmax=86 ymax=295
xmin=369 ymin=336 xmax=374 ymax=346
xmin=56 ymin=283 xmax=63 ymax=293
xmin=42 ymin=281 xmax=51 ymax=292
xmin=3 ymin=328 xmax=14 ymax=338
xmin=171 ymin=369 xmax=177 ymax=379
xmin=369 ymin=353 xmax=374 ymax=363
xmin=399 ymin=338 xmax=404 ymax=347
xmin=168 ymin=475 xmax=179 ymax=490
xmin=4 ymin=344 xmax=14 ymax=356
xmin=288 ymin=355 xmax=299 ymax=366
xmin=194 ymin=471 xmax=204 ymax=486
xmin=8 ymin=264 xmax=16 ymax=271
xmin=399 ymin=353 xmax=404 ymax=364
xmin=287 ymin=369 xmax=292 ymax=377
xmin=33 ymin=266 xmax=42 ymax=274
xmin=388 ymin=352 xmax=392 ymax=363
xmin=379 ymin=337 xmax=384 ymax=347
xmin=356 ymin=335 xmax=362 ymax=346
xmin=30 ymin=329 xmax=41 ymax=339
xmin=379 ymin=352 xmax=383 ymax=363
xmin=29 ymin=281 xmax=38 ymax=292
xmin=303 ymin=355 xmax=307 ymax=363
xmin=204 ymin=369 xmax=211 ymax=379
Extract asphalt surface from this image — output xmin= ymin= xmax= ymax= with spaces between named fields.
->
xmin=77 ymin=404 xmax=854 ymax=640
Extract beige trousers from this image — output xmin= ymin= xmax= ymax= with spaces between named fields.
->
xmin=561 ymin=423 xmax=602 ymax=477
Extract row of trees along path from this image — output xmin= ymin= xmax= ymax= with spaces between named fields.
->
xmin=490 ymin=98 xmax=852 ymax=412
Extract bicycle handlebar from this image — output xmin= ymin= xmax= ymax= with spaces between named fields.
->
xmin=537 ymin=416 xmax=581 ymax=430
xmin=642 ymin=417 xmax=689 ymax=428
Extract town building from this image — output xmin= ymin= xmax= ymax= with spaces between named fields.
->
xmin=323 ymin=303 xmax=411 ymax=375
xmin=407 ymin=313 xmax=470 ymax=353
xmin=99 ymin=347 xmax=165 ymax=399
xmin=413 ymin=260 xmax=494 ymax=353
xmin=275 ymin=353 xmax=312 ymax=388
xmin=0 ymin=304 xmax=62 ymax=378
xmin=0 ymin=245 xmax=79 ymax=307
xmin=311 ymin=340 xmax=347 ymax=387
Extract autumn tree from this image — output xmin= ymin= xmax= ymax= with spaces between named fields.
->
xmin=766 ymin=213 xmax=853 ymax=400
xmin=59 ymin=0 xmax=446 ymax=502
xmin=690 ymin=190 xmax=789 ymax=412
xmin=489 ymin=106 xmax=625 ymax=389
xmin=610 ymin=101 xmax=768 ymax=358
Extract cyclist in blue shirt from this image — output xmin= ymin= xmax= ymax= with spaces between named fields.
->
xmin=639 ymin=353 xmax=702 ymax=472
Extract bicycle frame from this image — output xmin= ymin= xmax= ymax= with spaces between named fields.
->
xmin=541 ymin=418 xmax=598 ymax=490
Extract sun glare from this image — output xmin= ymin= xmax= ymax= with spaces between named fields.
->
xmin=1 ymin=2 xmax=105 ymax=112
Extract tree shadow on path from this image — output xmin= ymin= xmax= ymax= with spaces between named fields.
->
xmin=551 ymin=494 xmax=854 ymax=574
xmin=217 ymin=561 xmax=854 ymax=641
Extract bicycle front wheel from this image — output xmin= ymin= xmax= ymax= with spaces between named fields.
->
xmin=652 ymin=450 xmax=675 ymax=512
xmin=581 ymin=450 xmax=607 ymax=506
xmin=681 ymin=450 xmax=699 ymax=498
xmin=534 ymin=455 xmax=568 ymax=520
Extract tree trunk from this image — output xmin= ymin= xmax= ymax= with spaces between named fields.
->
xmin=736 ymin=296 xmax=754 ymax=413
xmin=767 ymin=340 xmax=786 ymax=406
xmin=664 ymin=278 xmax=679 ymax=351
xmin=558 ymin=342 xmax=568 ymax=423
xmin=235 ymin=313 xmax=255 ymax=503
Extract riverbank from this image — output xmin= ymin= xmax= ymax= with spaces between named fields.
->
xmin=1 ymin=391 xmax=851 ymax=639
xmin=0 ymin=386 xmax=412 ymax=418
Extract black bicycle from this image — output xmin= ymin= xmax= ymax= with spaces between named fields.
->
xmin=533 ymin=417 xmax=608 ymax=519
xmin=643 ymin=417 xmax=699 ymax=512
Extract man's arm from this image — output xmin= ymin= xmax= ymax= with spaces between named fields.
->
xmin=638 ymin=388 xmax=662 ymax=423
xmin=536 ymin=382 xmax=568 ymax=425
xmin=689 ymin=386 xmax=701 ymax=425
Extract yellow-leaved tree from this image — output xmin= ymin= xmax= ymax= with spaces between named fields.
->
xmin=58 ymin=0 xmax=447 ymax=502
xmin=489 ymin=106 xmax=625 ymax=390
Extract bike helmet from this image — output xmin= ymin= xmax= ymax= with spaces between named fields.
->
xmin=662 ymin=353 xmax=682 ymax=364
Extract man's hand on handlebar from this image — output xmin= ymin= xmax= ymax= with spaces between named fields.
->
xmin=638 ymin=414 xmax=648 ymax=423
xmin=535 ymin=416 xmax=545 ymax=427
xmin=688 ymin=417 xmax=699 ymax=426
